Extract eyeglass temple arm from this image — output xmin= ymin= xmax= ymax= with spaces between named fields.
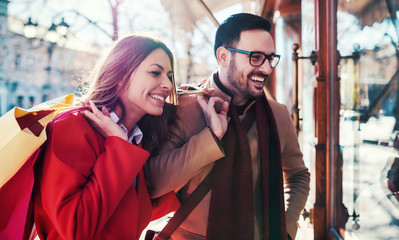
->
xmin=225 ymin=47 xmax=251 ymax=55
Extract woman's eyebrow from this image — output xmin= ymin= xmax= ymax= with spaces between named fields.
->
xmin=150 ymin=64 xmax=164 ymax=70
xmin=151 ymin=63 xmax=172 ymax=73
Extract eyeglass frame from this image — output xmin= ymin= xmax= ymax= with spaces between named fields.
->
xmin=225 ymin=47 xmax=281 ymax=68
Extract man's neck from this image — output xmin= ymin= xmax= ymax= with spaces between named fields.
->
xmin=232 ymin=96 xmax=249 ymax=106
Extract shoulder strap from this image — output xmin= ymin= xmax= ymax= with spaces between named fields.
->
xmin=156 ymin=170 xmax=213 ymax=240
xmin=156 ymin=103 xmax=257 ymax=240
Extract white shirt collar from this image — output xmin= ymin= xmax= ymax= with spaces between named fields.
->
xmin=109 ymin=111 xmax=143 ymax=145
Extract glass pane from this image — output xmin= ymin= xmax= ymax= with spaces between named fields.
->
xmin=338 ymin=1 xmax=399 ymax=239
xmin=293 ymin=0 xmax=316 ymax=239
xmin=275 ymin=1 xmax=316 ymax=238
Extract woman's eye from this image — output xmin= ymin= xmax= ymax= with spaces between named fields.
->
xmin=151 ymin=71 xmax=161 ymax=76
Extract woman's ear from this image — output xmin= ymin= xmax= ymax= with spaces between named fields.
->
xmin=216 ymin=47 xmax=230 ymax=68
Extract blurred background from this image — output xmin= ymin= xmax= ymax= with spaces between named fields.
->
xmin=2 ymin=0 xmax=399 ymax=239
xmin=0 ymin=0 xmax=242 ymax=113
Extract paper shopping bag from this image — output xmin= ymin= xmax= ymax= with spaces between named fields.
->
xmin=0 ymin=94 xmax=74 ymax=240
xmin=0 ymin=108 xmax=54 ymax=188
xmin=0 ymin=94 xmax=74 ymax=187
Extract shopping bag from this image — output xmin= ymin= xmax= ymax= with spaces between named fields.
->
xmin=0 ymin=94 xmax=74 ymax=240
xmin=0 ymin=94 xmax=74 ymax=187
xmin=0 ymin=148 xmax=43 ymax=240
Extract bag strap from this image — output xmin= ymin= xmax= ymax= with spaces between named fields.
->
xmin=155 ymin=103 xmax=257 ymax=240
xmin=156 ymin=169 xmax=213 ymax=240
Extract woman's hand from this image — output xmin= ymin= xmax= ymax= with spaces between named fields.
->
xmin=80 ymin=100 xmax=128 ymax=141
xmin=197 ymin=96 xmax=229 ymax=140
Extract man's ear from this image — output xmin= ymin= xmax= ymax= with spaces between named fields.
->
xmin=216 ymin=47 xmax=230 ymax=68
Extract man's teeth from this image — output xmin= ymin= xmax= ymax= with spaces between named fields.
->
xmin=251 ymin=76 xmax=264 ymax=82
xmin=151 ymin=95 xmax=165 ymax=101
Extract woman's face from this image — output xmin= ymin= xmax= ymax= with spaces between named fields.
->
xmin=120 ymin=48 xmax=173 ymax=118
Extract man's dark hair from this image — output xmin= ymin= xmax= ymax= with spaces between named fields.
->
xmin=214 ymin=13 xmax=272 ymax=57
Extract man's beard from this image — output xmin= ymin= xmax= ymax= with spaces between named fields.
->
xmin=226 ymin=55 xmax=265 ymax=99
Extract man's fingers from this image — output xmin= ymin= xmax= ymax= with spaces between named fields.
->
xmin=202 ymin=87 xmax=215 ymax=94
xmin=198 ymin=96 xmax=229 ymax=115
xmin=198 ymin=78 xmax=207 ymax=85
xmin=207 ymin=96 xmax=227 ymax=107
xmin=197 ymin=95 xmax=208 ymax=112
xmin=220 ymin=101 xmax=229 ymax=116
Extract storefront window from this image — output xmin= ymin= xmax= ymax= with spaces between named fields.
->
xmin=338 ymin=1 xmax=399 ymax=238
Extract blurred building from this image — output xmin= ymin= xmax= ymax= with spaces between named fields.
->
xmin=0 ymin=0 xmax=103 ymax=115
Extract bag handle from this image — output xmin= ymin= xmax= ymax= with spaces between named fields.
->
xmin=16 ymin=110 xmax=54 ymax=136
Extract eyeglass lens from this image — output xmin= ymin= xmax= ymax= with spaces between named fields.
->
xmin=250 ymin=53 xmax=279 ymax=67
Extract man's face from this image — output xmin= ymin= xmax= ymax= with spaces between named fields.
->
xmin=226 ymin=29 xmax=275 ymax=102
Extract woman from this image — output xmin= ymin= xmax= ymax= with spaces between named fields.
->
xmin=31 ymin=34 xmax=179 ymax=240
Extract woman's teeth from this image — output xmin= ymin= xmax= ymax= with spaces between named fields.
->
xmin=150 ymin=94 xmax=165 ymax=101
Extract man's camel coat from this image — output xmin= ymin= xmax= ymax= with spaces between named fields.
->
xmin=147 ymin=76 xmax=310 ymax=239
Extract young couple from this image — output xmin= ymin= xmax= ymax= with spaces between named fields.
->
xmin=31 ymin=13 xmax=309 ymax=240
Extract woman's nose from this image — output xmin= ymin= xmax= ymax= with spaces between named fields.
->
xmin=161 ymin=76 xmax=173 ymax=91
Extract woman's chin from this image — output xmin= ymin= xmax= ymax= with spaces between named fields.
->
xmin=146 ymin=108 xmax=164 ymax=116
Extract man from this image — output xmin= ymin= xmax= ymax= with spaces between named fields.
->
xmin=147 ymin=13 xmax=310 ymax=240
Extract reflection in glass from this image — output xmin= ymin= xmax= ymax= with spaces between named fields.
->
xmin=338 ymin=2 xmax=399 ymax=239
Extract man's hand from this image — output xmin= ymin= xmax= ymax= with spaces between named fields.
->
xmin=197 ymin=96 xmax=229 ymax=140
xmin=80 ymin=100 xmax=128 ymax=141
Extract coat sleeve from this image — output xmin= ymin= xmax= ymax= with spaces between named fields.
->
xmin=39 ymin=115 xmax=150 ymax=239
xmin=146 ymin=95 xmax=225 ymax=198
xmin=274 ymin=103 xmax=310 ymax=239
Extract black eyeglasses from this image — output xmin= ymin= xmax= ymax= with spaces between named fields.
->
xmin=226 ymin=47 xmax=280 ymax=68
